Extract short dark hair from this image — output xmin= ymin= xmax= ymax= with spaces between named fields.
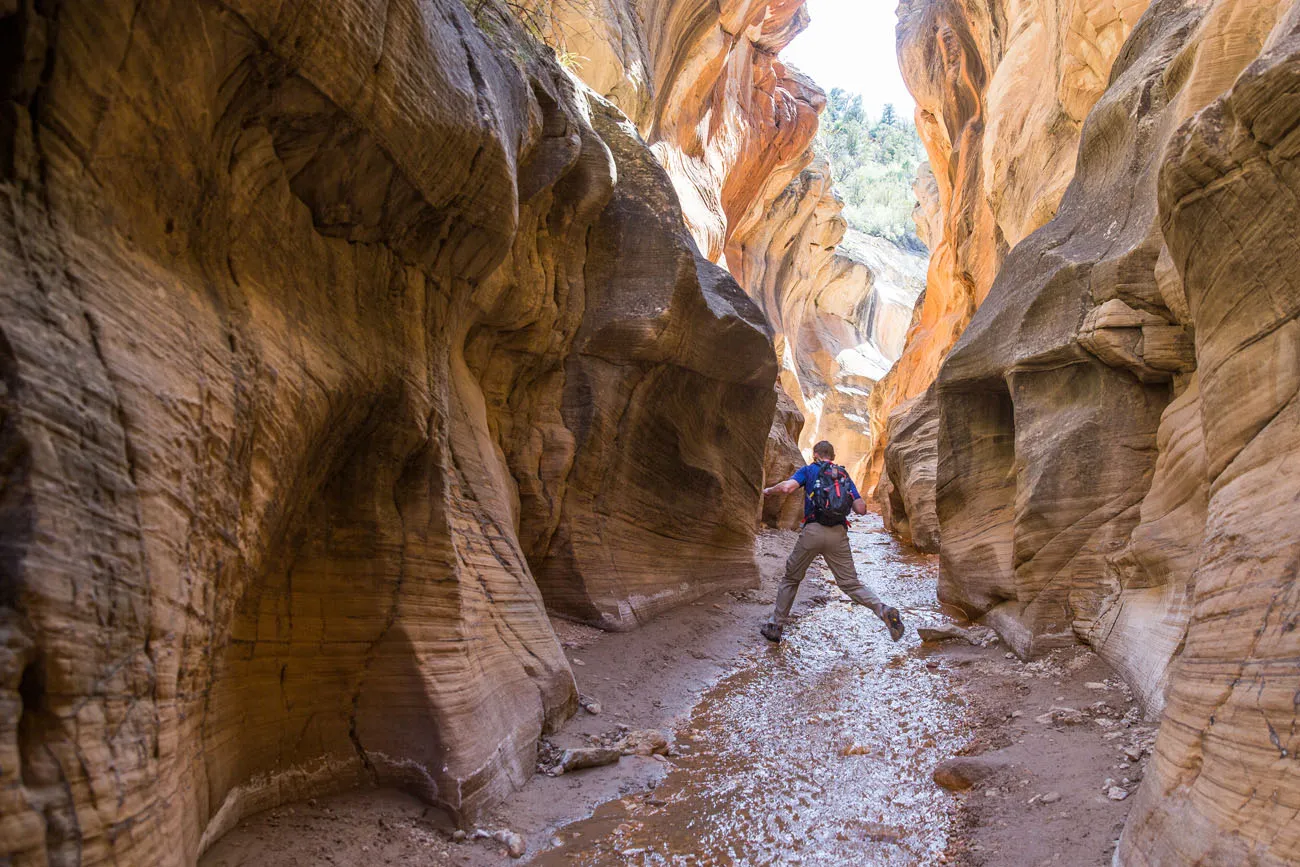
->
xmin=812 ymin=440 xmax=835 ymax=460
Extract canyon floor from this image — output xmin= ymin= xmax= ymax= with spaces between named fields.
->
xmin=201 ymin=516 xmax=1154 ymax=866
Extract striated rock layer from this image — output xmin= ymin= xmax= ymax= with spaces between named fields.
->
xmin=879 ymin=388 xmax=940 ymax=553
xmin=0 ymin=0 xmax=777 ymax=862
xmin=883 ymin=0 xmax=1300 ymax=857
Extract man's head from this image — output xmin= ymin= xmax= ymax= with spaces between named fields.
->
xmin=812 ymin=440 xmax=835 ymax=462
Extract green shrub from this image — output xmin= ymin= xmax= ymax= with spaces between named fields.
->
xmin=817 ymin=89 xmax=926 ymax=251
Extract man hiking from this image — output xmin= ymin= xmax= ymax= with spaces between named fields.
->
xmin=759 ymin=440 xmax=905 ymax=643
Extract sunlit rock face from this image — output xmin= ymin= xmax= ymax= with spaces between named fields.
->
xmin=864 ymin=0 xmax=1153 ymax=490
xmin=729 ymin=157 xmax=928 ymax=481
xmin=0 ymin=0 xmax=776 ymax=861
xmin=543 ymin=0 xmax=926 ymax=484
xmin=883 ymin=0 xmax=1300 ymax=856
xmin=541 ymin=0 xmax=822 ymax=264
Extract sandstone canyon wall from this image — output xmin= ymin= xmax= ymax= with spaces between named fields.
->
xmin=0 ymin=0 xmax=780 ymax=862
xmin=881 ymin=0 xmax=1300 ymax=858
xmin=729 ymin=156 xmax=927 ymax=482
xmin=542 ymin=0 xmax=928 ymax=485
xmin=864 ymin=0 xmax=1152 ymax=490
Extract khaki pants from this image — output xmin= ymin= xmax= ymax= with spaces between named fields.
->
xmin=768 ymin=522 xmax=884 ymax=627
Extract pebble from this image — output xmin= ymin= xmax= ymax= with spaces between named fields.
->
xmin=1086 ymin=682 xmax=1107 ymax=690
xmin=621 ymin=730 xmax=670 ymax=756
xmin=572 ymin=658 xmax=586 ymax=666
xmin=452 ymin=830 xmax=467 ymax=842
xmin=1108 ymin=787 xmax=1130 ymax=801
xmin=1041 ymin=791 xmax=1062 ymax=804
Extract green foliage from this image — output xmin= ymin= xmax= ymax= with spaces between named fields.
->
xmin=816 ymin=89 xmax=927 ymax=251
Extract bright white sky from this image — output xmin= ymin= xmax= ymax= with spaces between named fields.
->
xmin=780 ymin=0 xmax=916 ymax=121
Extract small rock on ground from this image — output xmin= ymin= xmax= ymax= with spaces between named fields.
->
xmin=918 ymin=624 xmax=978 ymax=645
xmin=619 ymin=730 xmax=670 ymax=757
xmin=933 ymin=754 xmax=1010 ymax=791
xmin=493 ymin=830 xmax=526 ymax=858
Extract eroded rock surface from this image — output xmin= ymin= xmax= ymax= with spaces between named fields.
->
xmin=762 ymin=386 xmax=807 ymax=529
xmin=880 ymin=388 xmax=939 ymax=552
xmin=731 ymin=158 xmax=926 ymax=479
xmin=882 ymin=0 xmax=1300 ymax=858
xmin=542 ymin=1 xmax=927 ymax=483
xmin=864 ymin=0 xmax=1152 ymax=490
xmin=0 ymin=0 xmax=775 ymax=862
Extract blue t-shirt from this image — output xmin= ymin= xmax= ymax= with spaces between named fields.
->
xmin=792 ymin=462 xmax=861 ymax=524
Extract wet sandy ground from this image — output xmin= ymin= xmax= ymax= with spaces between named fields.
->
xmin=534 ymin=518 xmax=959 ymax=865
xmin=202 ymin=516 xmax=1147 ymax=866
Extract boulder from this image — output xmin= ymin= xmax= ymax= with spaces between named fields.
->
xmin=619 ymin=730 xmax=670 ymax=757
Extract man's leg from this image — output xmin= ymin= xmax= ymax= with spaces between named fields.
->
xmin=821 ymin=525 xmax=887 ymax=616
xmin=767 ymin=526 xmax=820 ymax=628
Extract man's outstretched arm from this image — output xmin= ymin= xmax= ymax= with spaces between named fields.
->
xmin=763 ymin=478 xmax=801 ymax=497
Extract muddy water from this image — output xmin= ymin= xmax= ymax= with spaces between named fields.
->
xmin=533 ymin=515 xmax=966 ymax=866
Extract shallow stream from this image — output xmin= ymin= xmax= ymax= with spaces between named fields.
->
xmin=534 ymin=516 xmax=966 ymax=866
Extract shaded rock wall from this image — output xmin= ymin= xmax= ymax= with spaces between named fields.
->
xmin=882 ymin=0 xmax=1300 ymax=857
xmin=880 ymin=388 xmax=940 ymax=552
xmin=762 ymin=386 xmax=807 ymax=529
xmin=0 ymin=0 xmax=776 ymax=862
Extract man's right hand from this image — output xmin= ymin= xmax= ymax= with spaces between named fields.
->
xmin=764 ymin=478 xmax=802 ymax=498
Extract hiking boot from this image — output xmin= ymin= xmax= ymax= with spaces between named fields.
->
xmin=883 ymin=607 xmax=905 ymax=641
xmin=760 ymin=622 xmax=783 ymax=643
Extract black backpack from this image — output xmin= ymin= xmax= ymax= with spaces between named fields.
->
xmin=809 ymin=461 xmax=855 ymax=526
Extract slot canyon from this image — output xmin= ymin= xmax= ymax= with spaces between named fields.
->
xmin=1 ymin=0 xmax=1297 ymax=864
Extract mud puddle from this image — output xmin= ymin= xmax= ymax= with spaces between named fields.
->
xmin=533 ymin=517 xmax=964 ymax=865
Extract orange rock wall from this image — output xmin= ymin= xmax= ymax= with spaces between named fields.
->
xmin=547 ymin=0 xmax=926 ymax=486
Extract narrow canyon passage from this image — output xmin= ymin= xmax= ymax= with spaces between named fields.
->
xmin=200 ymin=517 xmax=1145 ymax=866
xmin=199 ymin=517 xmax=967 ymax=865
xmin=8 ymin=0 xmax=1300 ymax=863
xmin=534 ymin=517 xmax=960 ymax=865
